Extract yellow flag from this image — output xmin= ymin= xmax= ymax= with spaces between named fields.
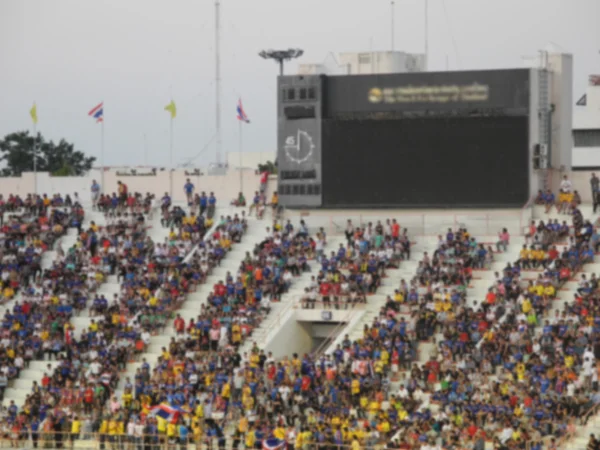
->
xmin=164 ymin=100 xmax=177 ymax=119
xmin=30 ymin=103 xmax=38 ymax=124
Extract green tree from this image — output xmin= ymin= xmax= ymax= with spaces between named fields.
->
xmin=0 ymin=131 xmax=95 ymax=176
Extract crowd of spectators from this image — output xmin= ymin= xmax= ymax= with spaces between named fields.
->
xmin=2 ymin=178 xmax=600 ymax=450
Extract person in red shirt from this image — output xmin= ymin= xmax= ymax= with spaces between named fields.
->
xmin=485 ymin=289 xmax=496 ymax=307
xmin=548 ymin=246 xmax=559 ymax=261
xmin=260 ymin=171 xmax=269 ymax=193
xmin=83 ymin=386 xmax=94 ymax=414
xmin=173 ymin=314 xmax=185 ymax=334
xmin=391 ymin=219 xmax=400 ymax=239
xmin=214 ymin=281 xmax=226 ymax=298
xmin=319 ymin=281 xmax=331 ymax=308
xmin=301 ymin=374 xmax=311 ymax=391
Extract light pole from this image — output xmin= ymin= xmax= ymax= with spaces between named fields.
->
xmin=259 ymin=48 xmax=304 ymax=75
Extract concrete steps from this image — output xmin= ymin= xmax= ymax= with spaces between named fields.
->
xmin=323 ymin=239 xmax=427 ymax=355
xmin=239 ymin=235 xmax=349 ymax=355
xmin=114 ymin=213 xmax=265 ymax=397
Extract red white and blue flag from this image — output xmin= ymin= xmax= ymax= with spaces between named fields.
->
xmin=236 ymin=98 xmax=250 ymax=123
xmin=149 ymin=403 xmax=187 ymax=423
xmin=262 ymin=438 xmax=285 ymax=450
xmin=88 ymin=102 xmax=104 ymax=123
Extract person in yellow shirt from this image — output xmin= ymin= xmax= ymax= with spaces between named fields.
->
xmin=377 ymin=419 xmax=391 ymax=434
xmin=519 ymin=245 xmax=531 ymax=267
xmin=122 ymin=389 xmax=133 ymax=409
xmin=515 ymin=362 xmax=526 ymax=381
xmin=380 ymin=349 xmax=389 ymax=366
xmin=274 ymin=426 xmax=286 ymax=440
xmin=351 ymin=378 xmax=360 ymax=396
xmin=2 ymin=287 xmax=14 ymax=299
xmin=192 ymin=418 xmax=203 ymax=445
xmin=245 ymin=429 xmax=256 ymax=448
xmin=108 ymin=417 xmax=118 ymax=446
xmin=221 ymin=381 xmax=231 ymax=400
xmin=373 ymin=360 xmax=384 ymax=375
xmin=70 ymin=416 xmax=81 ymax=443
xmin=543 ymin=283 xmax=556 ymax=297
xmin=249 ymin=352 xmax=260 ymax=369
xmin=231 ymin=323 xmax=241 ymax=345
xmin=351 ymin=435 xmax=361 ymax=450
xmin=483 ymin=329 xmax=494 ymax=342
xmin=167 ymin=422 xmax=178 ymax=444
xmin=565 ymin=354 xmax=574 ymax=368
xmin=393 ymin=290 xmax=404 ymax=303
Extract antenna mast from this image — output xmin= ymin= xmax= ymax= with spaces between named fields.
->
xmin=215 ymin=0 xmax=222 ymax=165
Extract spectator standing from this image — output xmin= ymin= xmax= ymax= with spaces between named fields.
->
xmin=199 ymin=191 xmax=208 ymax=216
xmin=117 ymin=181 xmax=128 ymax=207
xmin=496 ymin=227 xmax=510 ymax=252
xmin=207 ymin=191 xmax=217 ymax=218
xmin=558 ymin=174 xmax=573 ymax=213
xmin=260 ymin=170 xmax=269 ymax=193
xmin=184 ymin=178 xmax=195 ymax=205
xmin=90 ymin=179 xmax=101 ymax=208
xmin=592 ymin=173 xmax=600 ymax=212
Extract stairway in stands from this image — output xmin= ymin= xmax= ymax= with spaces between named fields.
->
xmin=323 ymin=237 xmax=425 ymax=355
xmin=238 ymin=234 xmax=349 ymax=355
xmin=114 ymin=208 xmax=267 ymax=396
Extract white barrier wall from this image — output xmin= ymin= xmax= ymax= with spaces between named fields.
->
xmin=0 ymin=168 xmax=267 ymax=206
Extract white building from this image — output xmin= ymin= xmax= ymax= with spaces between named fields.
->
xmin=572 ymin=75 xmax=600 ymax=169
xmin=298 ymin=51 xmax=426 ymax=76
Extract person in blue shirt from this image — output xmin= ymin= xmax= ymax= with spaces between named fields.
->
xmin=178 ymin=421 xmax=189 ymax=447
xmin=184 ymin=178 xmax=195 ymax=204
xmin=207 ymin=192 xmax=217 ymax=219
xmin=199 ymin=192 xmax=208 ymax=216
xmin=90 ymin=179 xmax=101 ymax=209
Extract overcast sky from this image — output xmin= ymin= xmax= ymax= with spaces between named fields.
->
xmin=1 ymin=0 xmax=599 ymax=168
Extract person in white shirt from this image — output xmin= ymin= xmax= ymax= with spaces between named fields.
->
xmin=560 ymin=175 xmax=573 ymax=193
xmin=558 ymin=175 xmax=574 ymax=213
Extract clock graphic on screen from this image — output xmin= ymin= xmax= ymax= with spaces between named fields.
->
xmin=283 ymin=130 xmax=315 ymax=164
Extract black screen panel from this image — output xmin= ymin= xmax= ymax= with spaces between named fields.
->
xmin=321 ymin=116 xmax=529 ymax=208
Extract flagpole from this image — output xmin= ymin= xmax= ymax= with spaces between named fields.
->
xmin=33 ymin=121 xmax=37 ymax=196
xmin=101 ymin=119 xmax=105 ymax=194
xmin=239 ymin=120 xmax=243 ymax=196
xmin=169 ymin=114 xmax=174 ymax=197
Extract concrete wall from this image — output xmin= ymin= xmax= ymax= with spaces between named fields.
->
xmin=572 ymin=78 xmax=600 ymax=168
xmin=338 ymin=51 xmax=426 ymax=75
xmin=226 ymin=151 xmax=275 ymax=169
xmin=311 ymin=323 xmax=342 ymax=338
xmin=529 ymin=68 xmax=542 ymax=195
xmin=0 ymin=168 xmax=265 ymax=206
xmin=550 ymin=169 xmax=596 ymax=202
xmin=572 ymin=147 xmax=600 ymax=168
xmin=263 ymin=309 xmax=361 ymax=358
xmin=547 ymin=53 xmax=573 ymax=170
xmin=283 ymin=208 xmax=531 ymax=237
xmin=264 ymin=314 xmax=313 ymax=359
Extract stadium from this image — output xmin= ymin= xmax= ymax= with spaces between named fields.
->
xmin=1 ymin=1 xmax=600 ymax=450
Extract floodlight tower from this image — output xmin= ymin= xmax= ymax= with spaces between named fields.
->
xmin=259 ymin=48 xmax=304 ymax=75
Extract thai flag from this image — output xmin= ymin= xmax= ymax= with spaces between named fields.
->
xmin=88 ymin=102 xmax=104 ymax=123
xmin=149 ymin=403 xmax=187 ymax=423
xmin=263 ymin=438 xmax=285 ymax=450
xmin=236 ymin=98 xmax=250 ymax=123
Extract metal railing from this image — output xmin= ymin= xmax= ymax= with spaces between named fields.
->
xmin=286 ymin=209 xmax=529 ymax=238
